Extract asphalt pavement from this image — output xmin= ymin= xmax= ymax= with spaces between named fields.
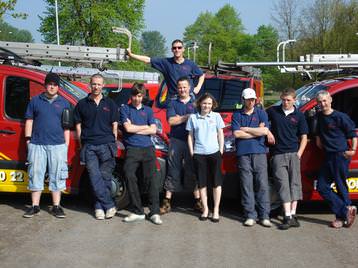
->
xmin=0 ymin=193 xmax=357 ymax=268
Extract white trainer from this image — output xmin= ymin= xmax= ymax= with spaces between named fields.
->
xmin=244 ymin=218 xmax=256 ymax=227
xmin=105 ymin=207 xmax=117 ymax=219
xmin=123 ymin=213 xmax=146 ymax=223
xmin=149 ymin=214 xmax=163 ymax=225
xmin=95 ymin=209 xmax=105 ymax=220
xmin=260 ymin=219 xmax=272 ymax=228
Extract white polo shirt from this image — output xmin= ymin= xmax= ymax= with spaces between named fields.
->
xmin=186 ymin=111 xmax=225 ymax=155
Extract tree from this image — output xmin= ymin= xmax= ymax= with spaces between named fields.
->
xmin=39 ymin=0 xmax=146 ymax=70
xmin=39 ymin=0 xmax=145 ymax=47
xmin=271 ymin=0 xmax=301 ymax=41
xmin=0 ymin=0 xmax=27 ymax=19
xmin=0 ymin=19 xmax=33 ymax=42
xmin=183 ymin=4 xmax=247 ymax=65
xmin=140 ymin=31 xmax=167 ymax=57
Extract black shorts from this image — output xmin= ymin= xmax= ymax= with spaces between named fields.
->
xmin=193 ymin=151 xmax=223 ymax=188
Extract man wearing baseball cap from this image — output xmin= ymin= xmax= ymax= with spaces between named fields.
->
xmin=23 ymin=72 xmax=70 ymax=218
xmin=231 ymin=88 xmax=271 ymax=227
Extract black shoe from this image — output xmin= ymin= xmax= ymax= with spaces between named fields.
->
xmin=52 ymin=205 xmax=66 ymax=218
xmin=199 ymin=214 xmax=208 ymax=221
xmin=211 ymin=217 xmax=220 ymax=223
xmin=291 ymin=215 xmax=300 ymax=228
xmin=23 ymin=206 xmax=40 ymax=218
xmin=193 ymin=198 xmax=204 ymax=213
xmin=279 ymin=216 xmax=295 ymax=230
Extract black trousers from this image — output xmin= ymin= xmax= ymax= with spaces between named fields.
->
xmin=124 ymin=146 xmax=159 ymax=216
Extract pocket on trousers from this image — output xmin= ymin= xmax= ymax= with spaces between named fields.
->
xmin=98 ymin=144 xmax=113 ymax=162
xmin=80 ymin=144 xmax=87 ymax=165
xmin=60 ymin=162 xmax=69 ymax=180
xmin=108 ymin=143 xmax=118 ymax=158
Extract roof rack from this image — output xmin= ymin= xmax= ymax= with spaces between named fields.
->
xmin=0 ymin=27 xmax=130 ymax=68
xmin=30 ymin=65 xmax=160 ymax=84
xmin=199 ymin=62 xmax=262 ymax=79
xmin=0 ymin=27 xmax=160 ymax=84
xmin=221 ymin=40 xmax=358 ymax=80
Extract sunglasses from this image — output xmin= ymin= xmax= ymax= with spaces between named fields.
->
xmin=172 ymin=46 xmax=183 ymax=50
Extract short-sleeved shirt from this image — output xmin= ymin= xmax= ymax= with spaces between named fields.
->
xmin=73 ymin=94 xmax=119 ymax=145
xmin=317 ymin=110 xmax=357 ymax=153
xmin=167 ymin=98 xmax=196 ymax=141
xmin=151 ymin=57 xmax=203 ymax=96
xmin=186 ymin=111 xmax=225 ymax=155
xmin=231 ymin=107 xmax=269 ymax=156
xmin=25 ymin=93 xmax=70 ymax=145
xmin=120 ymin=103 xmax=156 ymax=148
xmin=267 ymin=105 xmax=308 ymax=155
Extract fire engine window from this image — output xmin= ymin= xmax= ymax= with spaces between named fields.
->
xmin=221 ymin=79 xmax=247 ymax=110
xmin=5 ymin=76 xmax=30 ymax=120
xmin=331 ymin=87 xmax=358 ymax=128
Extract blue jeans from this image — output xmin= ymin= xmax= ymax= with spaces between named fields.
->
xmin=164 ymin=138 xmax=196 ymax=192
xmin=84 ymin=143 xmax=116 ymax=210
xmin=317 ymin=152 xmax=351 ymax=220
xmin=238 ymin=154 xmax=270 ymax=220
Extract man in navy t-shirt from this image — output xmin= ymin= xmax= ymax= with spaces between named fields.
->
xmin=127 ymin=39 xmax=205 ymax=98
xmin=120 ymin=83 xmax=162 ymax=225
xmin=315 ymin=90 xmax=357 ymax=228
xmin=23 ymin=72 xmax=70 ymax=219
xmin=231 ymin=88 xmax=271 ymax=228
xmin=160 ymin=77 xmax=202 ymax=215
xmin=74 ymin=74 xmax=119 ymax=220
xmin=267 ymin=88 xmax=308 ymax=230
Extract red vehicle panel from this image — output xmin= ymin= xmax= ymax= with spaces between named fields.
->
xmin=0 ymin=65 xmax=167 ymax=208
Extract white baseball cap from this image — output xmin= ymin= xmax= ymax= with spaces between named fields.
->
xmin=242 ymin=88 xmax=257 ymax=99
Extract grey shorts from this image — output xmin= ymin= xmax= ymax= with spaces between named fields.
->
xmin=271 ymin=152 xmax=302 ymax=203
xmin=164 ymin=138 xmax=196 ymax=192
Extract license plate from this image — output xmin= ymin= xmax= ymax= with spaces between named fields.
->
xmin=0 ymin=169 xmax=27 ymax=184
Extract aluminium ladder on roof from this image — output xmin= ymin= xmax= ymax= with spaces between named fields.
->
xmin=0 ymin=27 xmax=132 ymax=65
xmin=0 ymin=41 xmax=127 ymax=64
xmin=31 ymin=65 xmax=160 ymax=84
xmin=227 ymin=53 xmax=358 ymax=74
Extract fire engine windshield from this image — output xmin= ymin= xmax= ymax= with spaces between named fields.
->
xmin=59 ymin=78 xmax=88 ymax=101
xmin=198 ymin=78 xmax=249 ymax=111
xmin=273 ymin=83 xmax=328 ymax=108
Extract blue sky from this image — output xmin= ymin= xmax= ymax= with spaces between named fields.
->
xmin=4 ymin=0 xmax=273 ymax=53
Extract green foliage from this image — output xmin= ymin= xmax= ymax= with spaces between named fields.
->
xmin=39 ymin=0 xmax=145 ymax=47
xmin=0 ymin=19 xmax=33 ymax=42
xmin=183 ymin=4 xmax=248 ymax=65
xmin=140 ymin=30 xmax=167 ymax=57
xmin=0 ymin=0 xmax=27 ymax=19
xmin=39 ymin=0 xmax=146 ymax=70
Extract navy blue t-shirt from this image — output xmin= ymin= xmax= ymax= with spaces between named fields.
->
xmin=231 ymin=107 xmax=269 ymax=156
xmin=25 ymin=93 xmax=70 ymax=145
xmin=166 ymin=98 xmax=196 ymax=141
xmin=267 ymin=105 xmax=308 ymax=155
xmin=317 ymin=110 xmax=356 ymax=153
xmin=151 ymin=57 xmax=203 ymax=96
xmin=120 ymin=104 xmax=156 ymax=148
xmin=73 ymin=95 xmax=119 ymax=145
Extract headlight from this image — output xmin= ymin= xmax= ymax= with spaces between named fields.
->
xmin=151 ymin=134 xmax=168 ymax=152
xmin=154 ymin=118 xmax=163 ymax=134
xmin=224 ymin=135 xmax=236 ymax=152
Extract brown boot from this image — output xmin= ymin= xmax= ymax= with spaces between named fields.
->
xmin=160 ymin=198 xmax=171 ymax=215
xmin=193 ymin=198 xmax=203 ymax=213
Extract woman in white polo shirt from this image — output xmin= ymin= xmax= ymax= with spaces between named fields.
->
xmin=186 ymin=93 xmax=225 ymax=222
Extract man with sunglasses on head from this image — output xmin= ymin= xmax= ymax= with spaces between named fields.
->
xmin=127 ymin=39 xmax=205 ymax=99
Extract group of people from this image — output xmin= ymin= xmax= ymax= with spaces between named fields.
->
xmin=23 ymin=39 xmax=357 ymax=229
